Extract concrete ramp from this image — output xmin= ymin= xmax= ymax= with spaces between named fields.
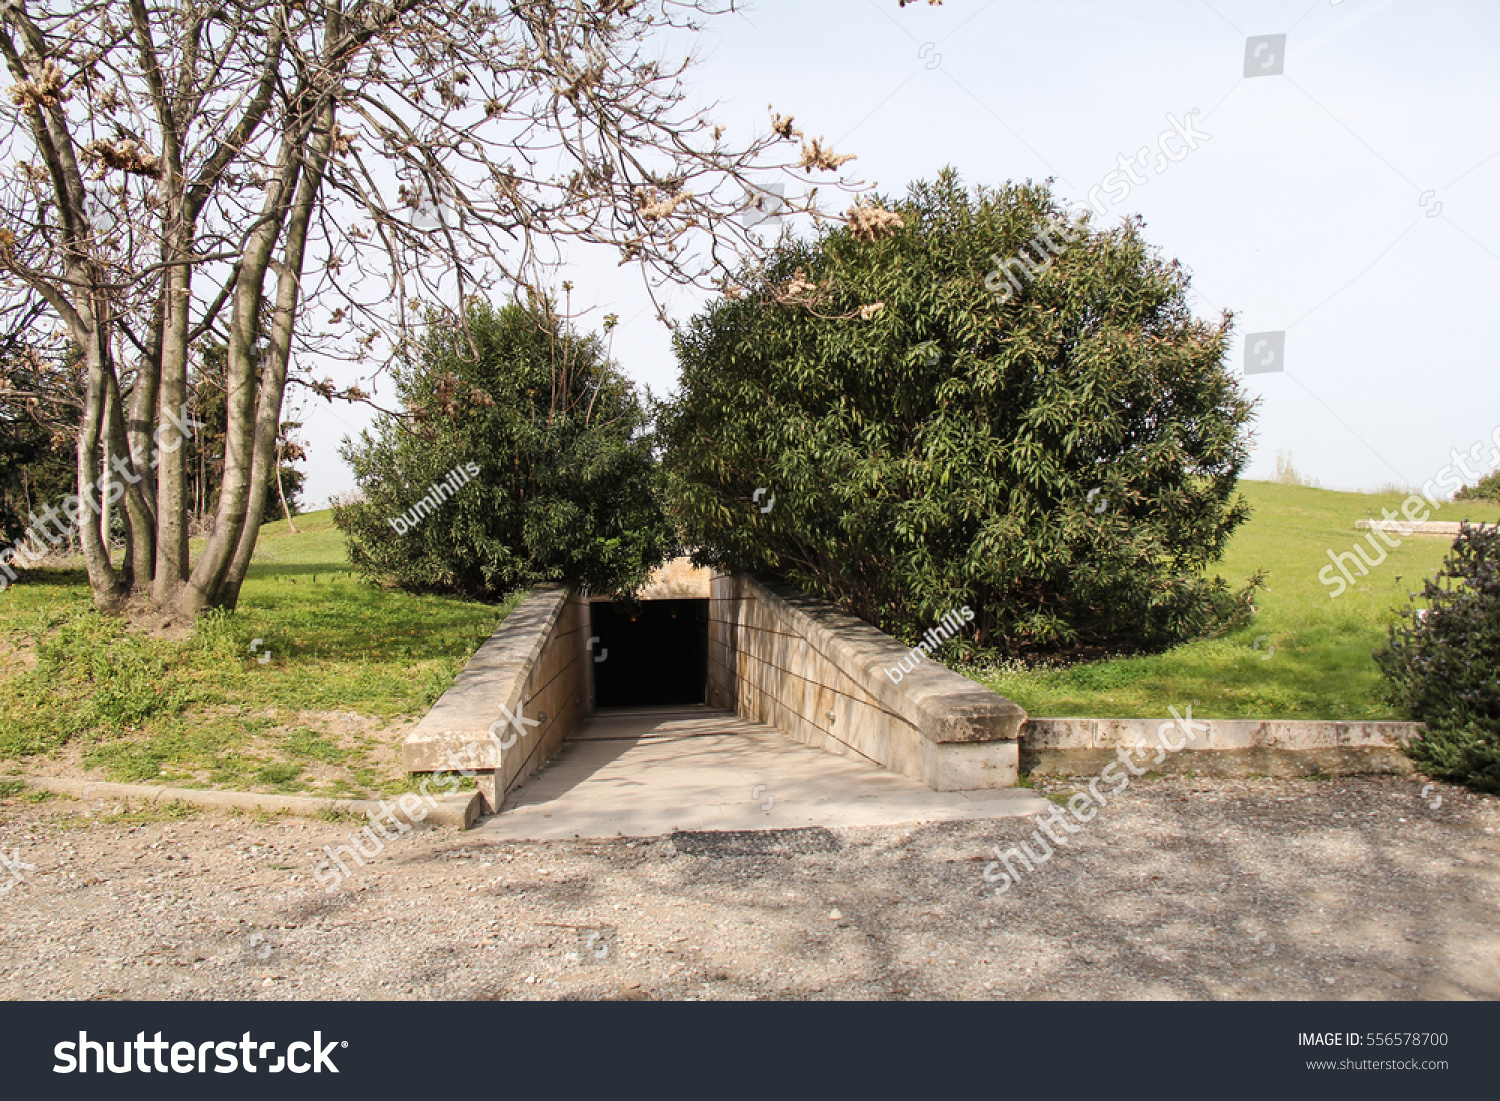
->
xmin=479 ymin=705 xmax=1050 ymax=841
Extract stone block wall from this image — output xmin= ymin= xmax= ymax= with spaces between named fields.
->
xmin=708 ymin=573 xmax=1027 ymax=789
xmin=1021 ymin=717 xmax=1423 ymax=777
xmin=402 ymin=584 xmax=592 ymax=812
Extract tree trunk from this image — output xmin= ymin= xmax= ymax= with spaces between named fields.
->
xmin=100 ymin=438 xmax=111 ymax=564
xmin=276 ymin=455 xmax=298 ymax=534
xmin=220 ymin=98 xmax=336 ymax=607
xmin=104 ymin=365 xmax=154 ymax=588
xmin=179 ymin=120 xmax=307 ymax=615
xmin=152 ymin=239 xmax=194 ymax=605
xmin=76 ymin=324 xmax=122 ymax=608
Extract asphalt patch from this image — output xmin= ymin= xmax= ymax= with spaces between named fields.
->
xmin=670 ymin=827 xmax=841 ymax=857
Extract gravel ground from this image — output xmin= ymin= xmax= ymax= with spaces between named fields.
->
xmin=1 ymin=775 xmax=1496 ymax=1001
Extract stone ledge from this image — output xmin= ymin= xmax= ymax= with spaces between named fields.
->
xmin=18 ymin=776 xmax=484 ymax=829
xmin=745 ymin=575 xmax=1027 ymax=745
xmin=712 ymin=575 xmax=1027 ymax=789
xmin=1022 ymin=746 xmax=1417 ymax=779
xmin=1356 ymin=519 xmax=1496 ymax=537
xmin=1021 ymin=717 xmax=1424 ymax=751
xmin=1020 ymin=717 xmax=1425 ymax=778
xmin=401 ymin=584 xmax=572 ymax=774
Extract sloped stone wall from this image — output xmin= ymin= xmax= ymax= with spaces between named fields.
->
xmin=708 ymin=574 xmax=1027 ymax=790
xmin=402 ymin=584 xmax=591 ymax=812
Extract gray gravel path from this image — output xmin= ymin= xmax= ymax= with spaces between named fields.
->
xmin=0 ymin=775 xmax=1495 ymax=1001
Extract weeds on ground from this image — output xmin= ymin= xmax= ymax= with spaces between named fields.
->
xmin=0 ymin=512 xmax=519 ymax=793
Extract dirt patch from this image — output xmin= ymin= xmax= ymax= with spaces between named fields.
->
xmin=0 ymin=637 xmax=36 ymax=677
xmin=119 ymin=596 xmax=194 ymax=642
xmin=248 ymin=710 xmax=417 ymax=796
xmin=0 ymin=774 xmax=1495 ymax=1001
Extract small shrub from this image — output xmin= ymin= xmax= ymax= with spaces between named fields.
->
xmin=1272 ymin=451 xmax=1321 ymax=489
xmin=1375 ymin=524 xmax=1500 ymax=792
xmin=278 ymin=729 xmax=352 ymax=765
xmin=256 ymin=762 xmax=304 ymax=787
xmin=99 ymin=800 xmax=199 ymax=825
xmin=313 ymin=805 xmax=366 ymax=825
xmin=1455 ymin=470 xmax=1500 ymax=504
xmin=334 ymin=299 xmax=674 ymax=600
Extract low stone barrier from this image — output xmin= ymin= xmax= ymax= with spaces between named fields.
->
xmin=1355 ymin=519 xmax=1495 ymax=537
xmin=708 ymin=574 xmax=1027 ymax=789
xmin=17 ymin=776 xmax=483 ymax=827
xmin=402 ymin=583 xmax=591 ymax=812
xmin=1021 ymin=717 xmax=1424 ymax=777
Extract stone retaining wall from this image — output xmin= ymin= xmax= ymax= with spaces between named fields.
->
xmin=1356 ymin=519 xmax=1496 ymax=537
xmin=1021 ymin=717 xmax=1423 ymax=777
xmin=402 ymin=584 xmax=591 ymax=812
xmin=707 ymin=574 xmax=1027 ymax=789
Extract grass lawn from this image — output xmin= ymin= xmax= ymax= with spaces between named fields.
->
xmin=0 ymin=511 xmax=517 ymax=796
xmin=975 ymin=481 xmax=1500 ymax=720
xmin=1 ymin=482 xmax=1491 ymax=794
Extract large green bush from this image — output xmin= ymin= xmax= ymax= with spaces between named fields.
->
xmin=1376 ymin=524 xmax=1500 ymax=792
xmin=335 ymin=300 xmax=672 ymax=599
xmin=664 ymin=170 xmax=1258 ymax=655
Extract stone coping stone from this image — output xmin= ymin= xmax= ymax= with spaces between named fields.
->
xmin=744 ymin=575 xmax=1026 ymax=745
xmin=1021 ymin=717 xmax=1424 ymax=751
xmin=1022 ymin=746 xmax=1415 ymax=779
xmin=402 ymin=583 xmax=571 ymax=773
xmin=1356 ymin=519 xmax=1496 ymax=536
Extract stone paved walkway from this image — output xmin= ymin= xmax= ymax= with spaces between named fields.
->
xmin=481 ymin=705 xmax=1049 ymax=840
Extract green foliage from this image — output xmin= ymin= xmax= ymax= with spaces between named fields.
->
xmin=256 ymin=761 xmax=304 ymax=788
xmin=96 ymin=801 xmax=199 ymax=826
xmin=0 ymin=510 xmax=512 ymax=794
xmin=665 ymin=170 xmax=1259 ymax=655
xmin=0 ymin=612 xmax=206 ymax=756
xmin=1455 ymin=470 xmax=1500 ymax=504
xmin=0 ymin=347 xmax=75 ymax=548
xmin=335 ymin=300 xmax=673 ymax=599
xmin=1376 ymin=524 xmax=1500 ymax=792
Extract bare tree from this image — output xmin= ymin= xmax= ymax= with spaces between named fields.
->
xmin=0 ymin=0 xmax=870 ymax=620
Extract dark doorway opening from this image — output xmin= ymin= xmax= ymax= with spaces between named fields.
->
xmin=591 ymin=599 xmax=708 ymax=708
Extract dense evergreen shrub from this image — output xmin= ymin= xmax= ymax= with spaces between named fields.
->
xmin=1376 ymin=524 xmax=1500 ymax=792
xmin=664 ymin=170 xmax=1259 ymax=654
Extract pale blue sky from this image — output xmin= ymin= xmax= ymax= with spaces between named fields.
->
xmin=301 ymin=0 xmax=1500 ymax=506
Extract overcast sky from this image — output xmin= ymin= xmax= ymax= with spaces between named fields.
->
xmin=297 ymin=0 xmax=1500 ymax=507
